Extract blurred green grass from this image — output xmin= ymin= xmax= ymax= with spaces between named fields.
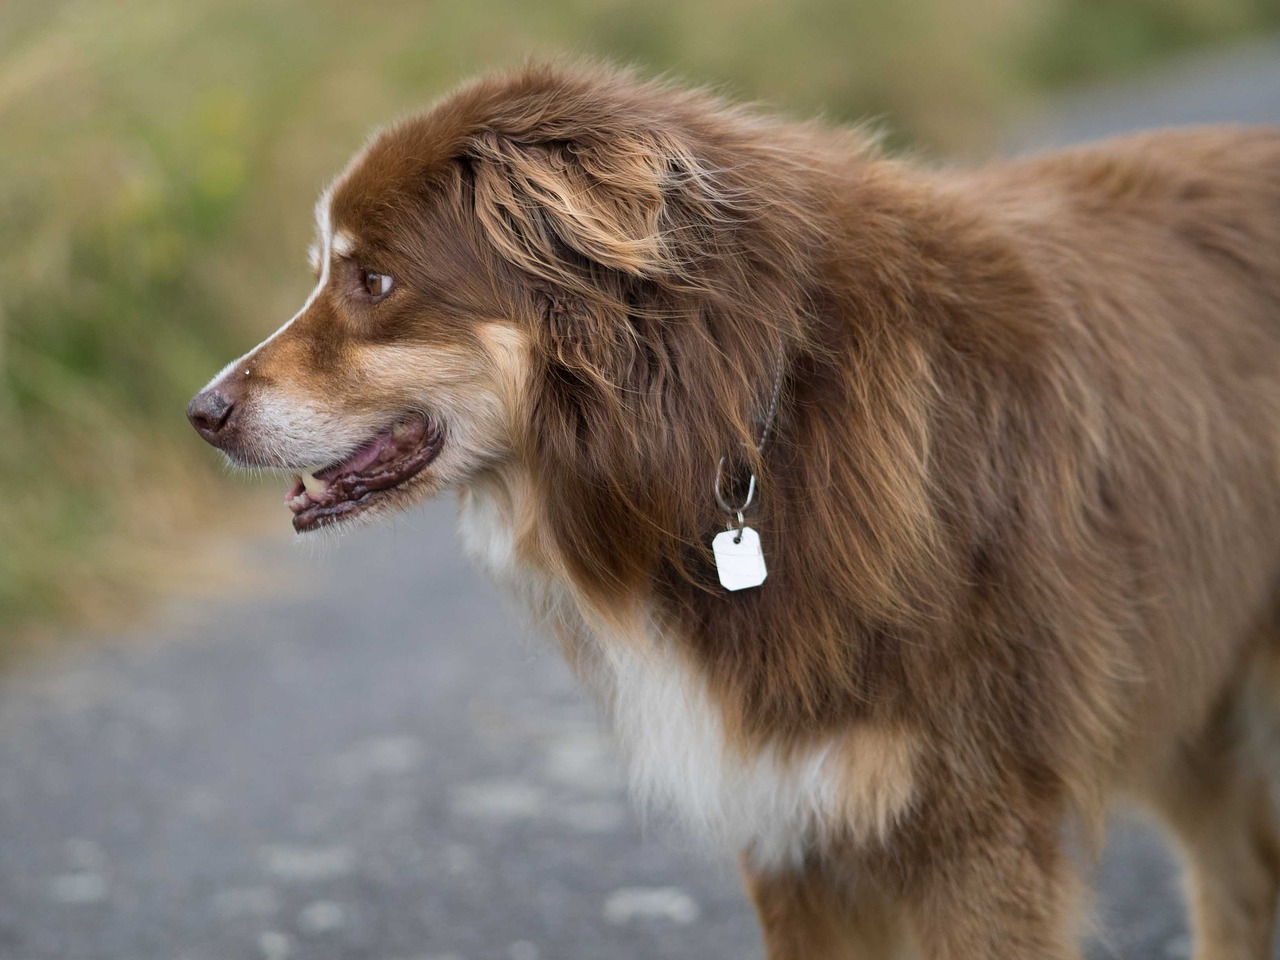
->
xmin=1 ymin=0 xmax=1276 ymax=638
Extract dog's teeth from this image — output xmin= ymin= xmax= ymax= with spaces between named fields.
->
xmin=301 ymin=471 xmax=329 ymax=496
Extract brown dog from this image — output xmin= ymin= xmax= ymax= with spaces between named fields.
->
xmin=188 ymin=63 xmax=1280 ymax=958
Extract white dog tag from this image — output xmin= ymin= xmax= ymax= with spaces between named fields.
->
xmin=712 ymin=526 xmax=768 ymax=591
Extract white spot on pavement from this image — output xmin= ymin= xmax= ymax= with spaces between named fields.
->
xmin=555 ymin=800 xmax=628 ymax=833
xmin=603 ymin=887 xmax=701 ymax=926
xmin=452 ymin=780 xmax=545 ymax=821
xmin=259 ymin=930 xmax=293 ymax=960
xmin=214 ymin=886 xmax=280 ymax=918
xmin=298 ymin=899 xmax=348 ymax=935
xmin=542 ymin=732 xmax=624 ymax=794
xmin=49 ymin=872 xmax=108 ymax=904
xmin=330 ymin=736 xmax=424 ymax=784
xmin=260 ymin=844 xmax=355 ymax=882
xmin=508 ymin=942 xmax=539 ymax=960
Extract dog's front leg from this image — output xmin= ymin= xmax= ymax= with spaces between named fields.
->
xmin=901 ymin=810 xmax=1084 ymax=960
xmin=741 ymin=858 xmax=906 ymax=960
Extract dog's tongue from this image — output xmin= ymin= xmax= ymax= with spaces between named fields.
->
xmin=316 ymin=433 xmax=388 ymax=481
xmin=283 ymin=417 xmax=440 ymax=515
xmin=282 ymin=433 xmax=390 ymax=504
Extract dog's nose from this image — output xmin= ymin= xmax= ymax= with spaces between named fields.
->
xmin=187 ymin=388 xmax=236 ymax=442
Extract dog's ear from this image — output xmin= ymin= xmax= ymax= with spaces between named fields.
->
xmin=467 ymin=129 xmax=706 ymax=391
xmin=467 ymin=129 xmax=676 ymax=287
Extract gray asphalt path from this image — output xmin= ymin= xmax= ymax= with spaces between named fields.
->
xmin=3 ymin=41 xmax=1278 ymax=960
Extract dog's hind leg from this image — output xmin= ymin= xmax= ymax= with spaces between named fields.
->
xmin=1143 ymin=650 xmax=1280 ymax=960
xmin=742 ymin=860 xmax=906 ymax=960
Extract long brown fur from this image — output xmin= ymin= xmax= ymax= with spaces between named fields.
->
xmin=191 ymin=63 xmax=1280 ymax=958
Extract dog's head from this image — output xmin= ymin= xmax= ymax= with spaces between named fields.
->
xmin=188 ymin=64 xmax=820 ymax=583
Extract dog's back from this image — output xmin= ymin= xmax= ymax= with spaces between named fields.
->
xmin=936 ymin=129 xmax=1280 ymax=757
xmin=1022 ymin=127 xmax=1280 ymax=688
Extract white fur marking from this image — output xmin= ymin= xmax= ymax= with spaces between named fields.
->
xmin=331 ymin=230 xmax=356 ymax=258
xmin=605 ymin=636 xmax=838 ymax=868
xmin=457 ymin=486 xmax=880 ymax=871
xmin=457 ymin=487 xmax=521 ymax=585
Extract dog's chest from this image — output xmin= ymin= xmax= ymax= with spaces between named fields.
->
xmin=601 ymin=637 xmax=844 ymax=867
xmin=456 ymin=489 xmax=849 ymax=867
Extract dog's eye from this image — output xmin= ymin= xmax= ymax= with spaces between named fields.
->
xmin=362 ymin=270 xmax=393 ymax=300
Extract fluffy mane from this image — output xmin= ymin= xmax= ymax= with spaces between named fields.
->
xmin=442 ymin=66 xmax=1137 ymax=822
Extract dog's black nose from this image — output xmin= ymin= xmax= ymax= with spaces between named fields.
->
xmin=187 ymin=388 xmax=236 ymax=442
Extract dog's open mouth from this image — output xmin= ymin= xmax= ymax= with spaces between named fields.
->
xmin=285 ymin=414 xmax=444 ymax=532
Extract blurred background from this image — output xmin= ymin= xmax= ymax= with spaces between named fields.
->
xmin=2 ymin=3 xmax=1280 ymax=959
xmin=2 ymin=0 xmax=1278 ymax=643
